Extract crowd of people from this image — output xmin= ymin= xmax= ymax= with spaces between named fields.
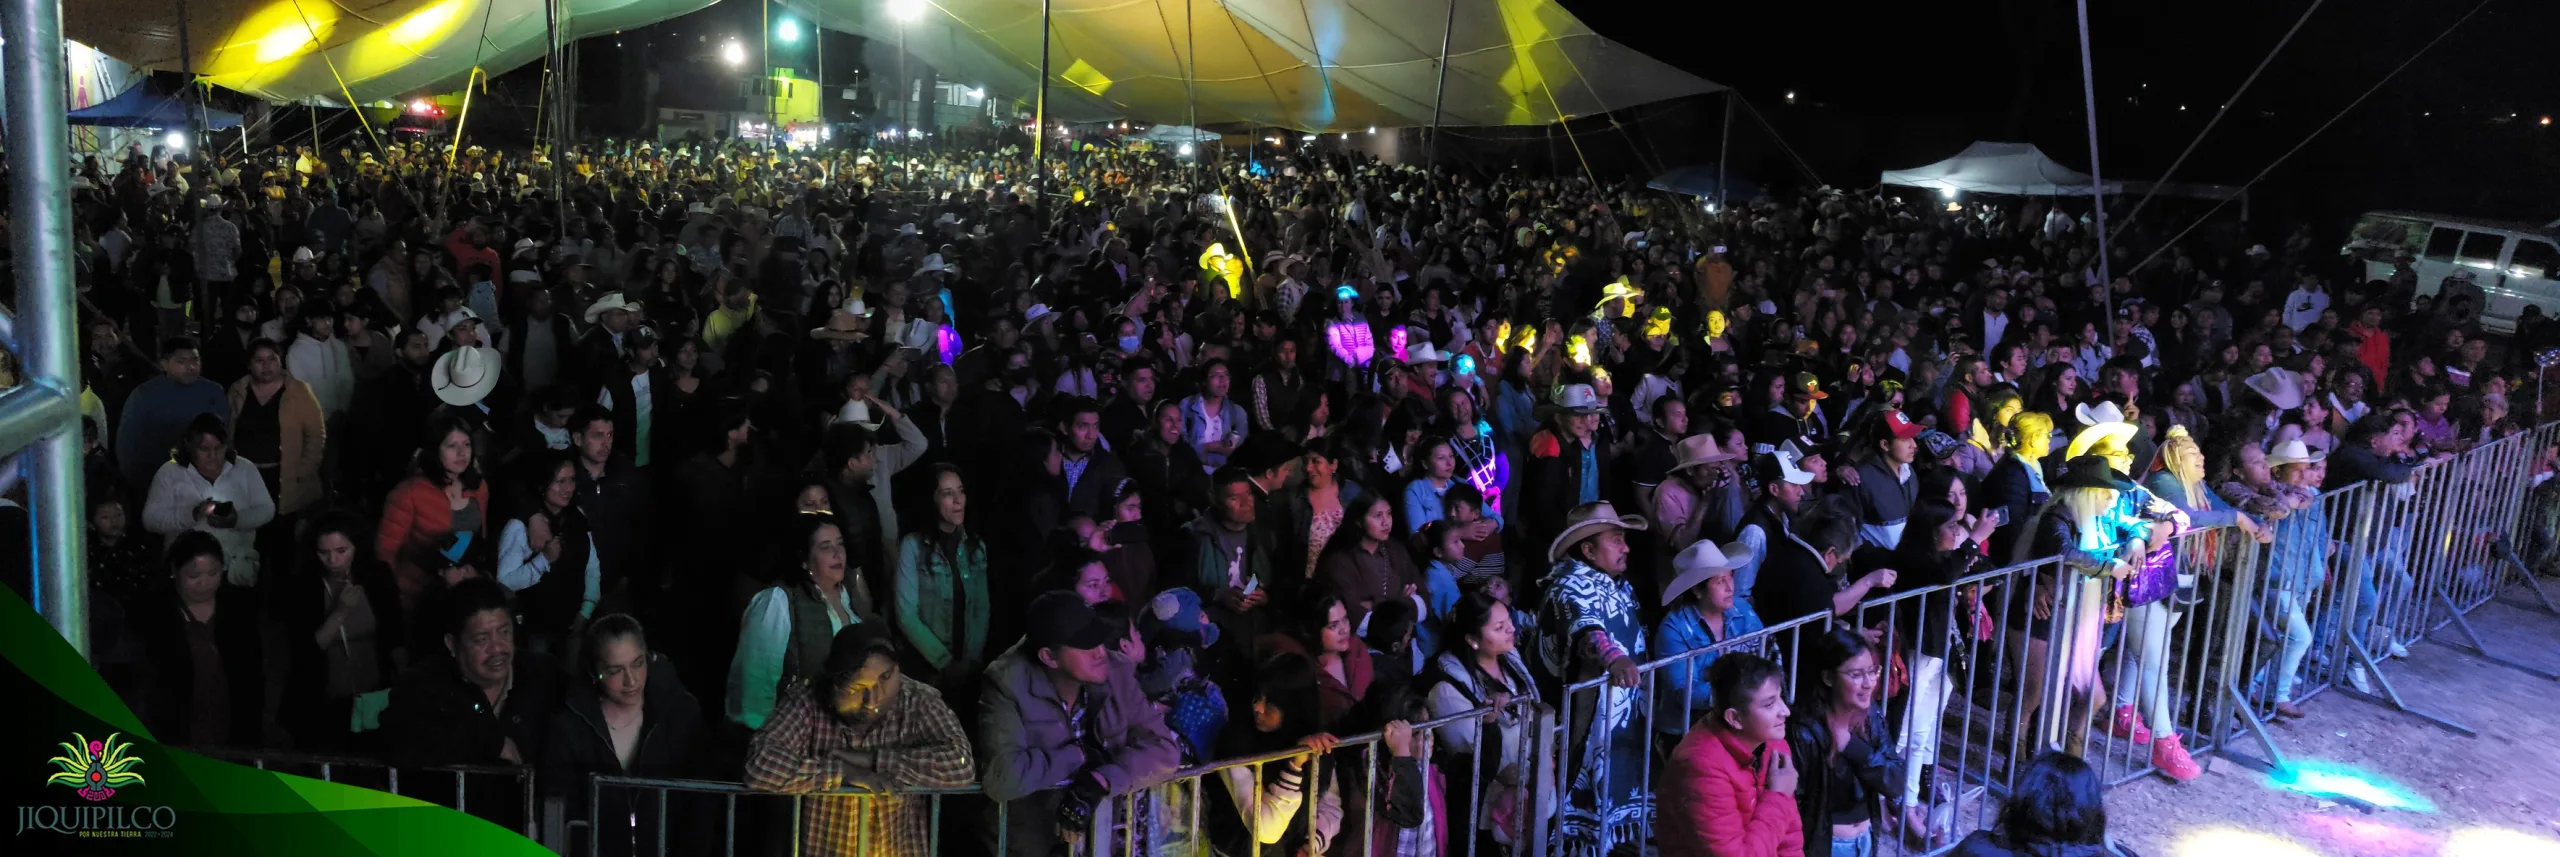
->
xmin=35 ymin=117 xmax=2554 ymax=857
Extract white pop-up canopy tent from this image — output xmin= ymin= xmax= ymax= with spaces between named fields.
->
xmin=1880 ymin=141 xmax=2124 ymax=196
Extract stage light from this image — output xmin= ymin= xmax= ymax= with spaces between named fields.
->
xmin=889 ymin=0 xmax=926 ymax=22
xmin=1939 ymin=187 xmax=1957 ymax=199
xmin=777 ymin=19 xmax=800 ymax=43
xmin=409 ymin=98 xmax=434 ymax=114
xmin=2175 ymin=829 xmax=2319 ymax=857
xmin=1177 ymin=143 xmax=1194 ymax=156
xmin=164 ymin=131 xmax=187 ymax=151
xmin=722 ymin=41 xmax=746 ymax=66
xmin=1367 ymin=125 xmax=1376 ymax=134
xmin=2543 ymin=116 xmax=2553 ymax=127
xmin=1704 ymin=203 xmax=1718 ymax=213
xmin=1784 ymin=90 xmax=1796 ymax=104
xmin=2445 ymin=827 xmax=2560 ymax=857
xmin=2267 ymin=763 xmax=2434 ymax=812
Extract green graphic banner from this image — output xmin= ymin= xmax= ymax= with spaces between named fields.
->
xmin=1 ymin=587 xmax=550 ymax=855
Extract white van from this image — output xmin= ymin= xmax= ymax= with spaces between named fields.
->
xmin=2343 ymin=211 xmax=2560 ymax=333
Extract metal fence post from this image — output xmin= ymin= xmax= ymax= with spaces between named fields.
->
xmin=2 ymin=0 xmax=91 ymax=658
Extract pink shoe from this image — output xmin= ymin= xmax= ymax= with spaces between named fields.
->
xmin=2108 ymin=704 xmax=2152 ymax=744
xmin=2153 ymin=732 xmax=2202 ymax=782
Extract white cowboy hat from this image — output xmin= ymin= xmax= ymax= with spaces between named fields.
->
xmin=1547 ymin=502 xmax=1650 ymax=564
xmin=2073 ymin=400 xmax=2127 ymax=427
xmin=2064 ymin=420 xmax=2140 ymax=461
xmin=2244 ymin=367 xmax=2306 ymax=411
xmin=582 ymin=292 xmax=641 ymax=324
xmin=809 ymin=310 xmax=868 ymax=341
xmin=1669 ymin=435 xmax=1740 ymax=473
xmin=1022 ymin=303 xmax=1055 ymax=326
xmin=916 ymin=254 xmax=949 ymax=275
xmin=1405 ymin=342 xmax=1449 ymax=364
xmin=431 ymin=346 xmax=502 ymax=406
xmin=2265 ymin=438 xmax=2327 ymax=468
xmin=1663 ymin=540 xmax=1752 ymax=604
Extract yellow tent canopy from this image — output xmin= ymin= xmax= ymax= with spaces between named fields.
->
xmin=74 ymin=0 xmax=1715 ymax=129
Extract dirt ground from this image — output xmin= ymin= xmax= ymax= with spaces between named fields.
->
xmin=2101 ymin=584 xmax=2560 ymax=857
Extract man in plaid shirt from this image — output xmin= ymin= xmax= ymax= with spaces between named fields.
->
xmin=745 ymin=623 xmax=977 ymax=856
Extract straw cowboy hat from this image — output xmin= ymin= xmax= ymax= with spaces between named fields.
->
xmin=1547 ymin=501 xmax=1650 ymax=564
xmin=810 ymin=311 xmax=868 ymax=341
xmin=1663 ymin=540 xmax=1752 ymax=604
xmin=2064 ymin=420 xmax=2140 ymax=462
xmin=1405 ymin=342 xmax=1451 ymax=364
xmin=2265 ymin=438 xmax=2327 ymax=468
xmin=431 ymin=345 xmax=502 ymax=406
xmin=1669 ymin=435 xmax=1740 ymax=473
xmin=2245 ymin=367 xmax=2306 ymax=411
xmin=582 ymin=292 xmax=641 ymax=324
xmin=2073 ymin=400 xmax=2127 ymax=427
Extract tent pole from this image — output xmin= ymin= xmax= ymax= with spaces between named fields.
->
xmin=1717 ymin=90 xmax=1733 ymax=211
xmin=1032 ymin=0 xmax=1051 ymax=226
xmin=1427 ymin=0 xmax=1455 ymax=168
xmin=176 ymin=0 xmax=202 ymax=146
xmin=6 ymin=0 xmax=92 ymax=659
xmin=2073 ymin=0 xmax=2114 ymax=324
xmin=1185 ymin=0 xmax=1196 ymax=185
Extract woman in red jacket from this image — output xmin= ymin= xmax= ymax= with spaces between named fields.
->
xmin=377 ymin=414 xmax=491 ymax=615
xmin=1658 ymin=653 xmax=1804 ymax=857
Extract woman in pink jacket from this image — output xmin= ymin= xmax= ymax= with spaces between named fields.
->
xmin=1658 ymin=653 xmax=1805 ymax=857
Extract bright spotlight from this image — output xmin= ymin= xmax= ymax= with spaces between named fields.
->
xmin=1938 ymin=187 xmax=1957 ymax=199
xmin=409 ymin=98 xmax=435 ymax=115
xmin=2173 ymin=829 xmax=2319 ymax=857
xmin=968 ymin=88 xmax=984 ymax=99
xmin=1367 ymin=125 xmax=1376 ymax=134
xmin=2445 ymin=827 xmax=2560 ymax=857
xmin=1177 ymin=143 xmax=1194 ymax=156
xmin=1703 ymin=203 xmax=1717 ymax=213
xmin=164 ymin=130 xmax=187 ymax=151
xmin=721 ymin=41 xmax=746 ymax=66
xmin=889 ymin=0 xmax=927 ymax=23
xmin=1784 ymin=90 xmax=1797 ymax=104
xmin=777 ymin=19 xmax=800 ymax=43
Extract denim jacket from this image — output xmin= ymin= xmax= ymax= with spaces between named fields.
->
xmin=1651 ymin=600 xmax=1765 ymax=736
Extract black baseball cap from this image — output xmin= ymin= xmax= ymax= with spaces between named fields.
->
xmin=822 ymin=622 xmax=899 ymax=676
xmin=1026 ymin=591 xmax=1115 ymax=651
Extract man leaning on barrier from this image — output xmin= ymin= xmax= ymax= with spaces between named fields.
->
xmin=745 ymin=622 xmax=976 ymax=857
xmin=979 ymin=591 xmax=1181 ymax=857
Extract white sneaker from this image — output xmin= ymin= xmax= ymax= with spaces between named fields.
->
xmin=2348 ymin=664 xmax=2374 ymax=694
xmin=2386 ymin=640 xmax=2412 ymax=660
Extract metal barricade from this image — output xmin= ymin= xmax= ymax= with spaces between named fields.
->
xmin=2081 ymin=524 xmax=2262 ymax=789
xmin=1100 ymin=706 xmax=1495 ymax=857
xmin=184 ymin=747 xmax=540 ymax=839
xmin=585 ymin=774 xmax=993 ymax=857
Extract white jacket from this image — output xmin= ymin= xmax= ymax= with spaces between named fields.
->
xmin=142 ymin=459 xmax=277 ymax=586
xmin=287 ymin=333 xmax=356 ymax=417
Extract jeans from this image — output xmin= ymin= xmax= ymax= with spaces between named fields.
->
xmin=2112 ymin=598 xmax=2183 ymax=732
xmin=2260 ymin=592 xmax=2314 ymax=702
xmin=1896 ymin=654 xmax=1950 ymax=808
xmin=1831 ymin=828 xmax=1877 ymax=857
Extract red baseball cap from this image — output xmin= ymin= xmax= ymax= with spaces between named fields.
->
xmin=1882 ymin=409 xmax=1924 ymax=440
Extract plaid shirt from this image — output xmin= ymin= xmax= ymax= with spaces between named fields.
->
xmin=743 ymin=679 xmax=978 ymax=856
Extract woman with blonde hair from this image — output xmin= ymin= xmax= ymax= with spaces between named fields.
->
xmin=2007 ymin=423 xmax=2176 ymax=758
xmin=1982 ymin=411 xmax=2055 ymax=560
xmin=2106 ymin=427 xmax=2272 ymax=781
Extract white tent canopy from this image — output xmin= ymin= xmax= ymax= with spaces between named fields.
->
xmin=1131 ymin=124 xmax=1219 ymax=144
xmin=1880 ymin=141 xmax=2123 ymax=196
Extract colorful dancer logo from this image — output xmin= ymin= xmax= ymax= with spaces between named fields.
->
xmin=46 ymin=732 xmax=146 ymax=802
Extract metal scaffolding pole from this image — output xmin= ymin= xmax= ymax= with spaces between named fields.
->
xmin=1717 ymin=91 xmax=1733 ymax=211
xmin=1427 ymin=0 xmax=1455 ymax=168
xmin=4 ymin=0 xmax=93 ymax=657
xmin=2074 ymin=0 xmax=2115 ymax=323
xmin=1032 ymin=0 xmax=1051 ymax=224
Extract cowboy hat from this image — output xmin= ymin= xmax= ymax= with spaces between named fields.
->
xmin=1663 ymin=540 xmax=1752 ymax=604
xmin=2265 ymin=438 xmax=2327 ymax=468
xmin=1671 ymin=435 xmax=1740 ymax=472
xmin=2052 ymin=455 xmax=2136 ymax=491
xmin=1752 ymin=449 xmax=1818 ymax=486
xmin=431 ymin=345 xmax=502 ymax=406
xmin=841 ymin=289 xmax=875 ymax=318
xmin=2244 ymin=367 xmax=2305 ymax=411
xmin=1918 ymin=429 xmax=1965 ymax=462
xmin=582 ymin=292 xmax=641 ymax=324
xmin=2064 ymin=420 xmax=2140 ymax=462
xmin=1022 ymin=303 xmax=1056 ymax=326
xmin=2073 ymin=400 xmax=2127 ymax=427
xmin=1547 ymin=501 xmax=1650 ymax=563
xmin=1405 ymin=342 xmax=1450 ymax=364
xmin=809 ymin=311 xmax=868 ymax=340
xmin=916 ymin=254 xmax=950 ymax=275
xmin=1553 ymin=384 xmax=1603 ymax=415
